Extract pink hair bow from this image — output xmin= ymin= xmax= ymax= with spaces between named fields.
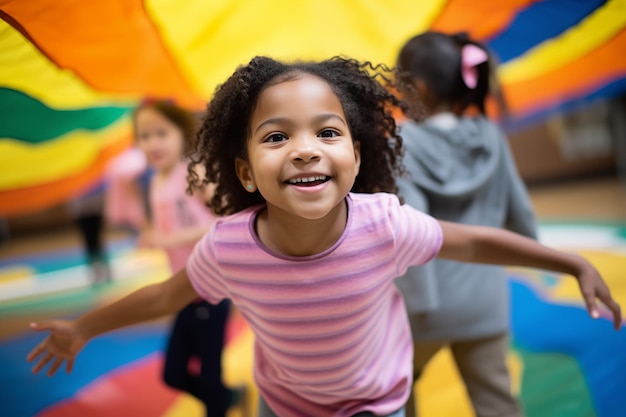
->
xmin=461 ymin=44 xmax=488 ymax=89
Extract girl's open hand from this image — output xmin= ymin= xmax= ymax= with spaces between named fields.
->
xmin=26 ymin=320 xmax=88 ymax=376
xmin=577 ymin=263 xmax=622 ymax=330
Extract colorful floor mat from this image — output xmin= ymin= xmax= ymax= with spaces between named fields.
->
xmin=0 ymin=223 xmax=624 ymax=417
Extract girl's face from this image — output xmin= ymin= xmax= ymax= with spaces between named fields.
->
xmin=135 ymin=107 xmax=185 ymax=173
xmin=236 ymin=74 xmax=361 ymax=221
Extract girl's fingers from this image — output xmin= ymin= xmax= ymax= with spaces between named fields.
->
xmin=26 ymin=340 xmax=47 ymax=362
xmin=602 ymin=298 xmax=622 ymax=330
xmin=47 ymin=358 xmax=64 ymax=377
xmin=583 ymin=293 xmax=599 ymax=320
xmin=32 ymin=353 xmax=54 ymax=374
xmin=66 ymin=359 xmax=74 ymax=374
xmin=30 ymin=322 xmax=53 ymax=332
xmin=592 ymin=286 xmax=622 ymax=330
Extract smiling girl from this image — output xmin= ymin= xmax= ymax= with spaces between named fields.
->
xmin=27 ymin=57 xmax=621 ymax=417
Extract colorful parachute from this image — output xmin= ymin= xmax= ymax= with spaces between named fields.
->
xmin=1 ymin=0 xmax=625 ymax=215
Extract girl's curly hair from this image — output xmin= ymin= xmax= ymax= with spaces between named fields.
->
xmin=189 ymin=56 xmax=417 ymax=215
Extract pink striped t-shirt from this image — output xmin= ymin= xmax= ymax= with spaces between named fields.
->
xmin=187 ymin=192 xmax=443 ymax=417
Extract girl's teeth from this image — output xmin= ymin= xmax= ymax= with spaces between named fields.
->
xmin=289 ymin=176 xmax=326 ymax=184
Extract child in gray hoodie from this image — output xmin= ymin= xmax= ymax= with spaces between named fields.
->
xmin=395 ymin=31 xmax=535 ymax=417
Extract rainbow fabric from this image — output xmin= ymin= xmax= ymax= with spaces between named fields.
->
xmin=1 ymin=0 xmax=626 ymax=215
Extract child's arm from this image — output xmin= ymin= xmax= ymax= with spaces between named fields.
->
xmin=437 ymin=221 xmax=622 ymax=329
xmin=27 ymin=268 xmax=198 ymax=376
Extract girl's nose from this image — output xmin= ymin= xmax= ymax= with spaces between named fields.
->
xmin=290 ymin=135 xmax=321 ymax=163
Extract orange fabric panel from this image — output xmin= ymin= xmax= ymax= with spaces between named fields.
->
xmin=0 ymin=134 xmax=133 ymax=217
xmin=0 ymin=0 xmax=203 ymax=108
xmin=430 ymin=0 xmax=534 ymax=41
xmin=503 ymin=29 xmax=626 ymax=117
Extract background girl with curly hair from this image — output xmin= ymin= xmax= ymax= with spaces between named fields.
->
xmin=27 ymin=56 xmax=620 ymax=417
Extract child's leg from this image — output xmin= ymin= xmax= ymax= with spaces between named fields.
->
xmin=405 ymin=341 xmax=444 ymax=417
xmin=75 ymin=212 xmax=111 ymax=283
xmin=450 ymin=332 xmax=522 ymax=417
xmin=162 ymin=305 xmax=194 ymax=391
xmin=195 ymin=300 xmax=232 ymax=417
xmin=75 ymin=214 xmax=103 ymax=261
xmin=164 ymin=301 xmax=232 ymax=417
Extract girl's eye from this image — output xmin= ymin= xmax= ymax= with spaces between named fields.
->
xmin=265 ymin=133 xmax=287 ymax=143
xmin=319 ymin=129 xmax=339 ymax=138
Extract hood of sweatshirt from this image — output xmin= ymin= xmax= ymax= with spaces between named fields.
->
xmin=400 ymin=114 xmax=502 ymax=200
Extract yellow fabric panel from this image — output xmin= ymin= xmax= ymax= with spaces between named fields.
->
xmin=507 ymin=350 xmax=523 ymax=396
xmin=146 ymin=0 xmax=446 ymax=97
xmin=417 ymin=347 xmax=474 ymax=416
xmin=160 ymin=395 xmax=203 ymax=417
xmin=222 ymin=323 xmax=257 ymax=417
xmin=0 ymin=117 xmax=131 ymax=189
xmin=499 ymin=0 xmax=626 ymax=84
xmin=0 ymin=266 xmax=34 ymax=284
xmin=0 ymin=21 xmax=136 ymax=110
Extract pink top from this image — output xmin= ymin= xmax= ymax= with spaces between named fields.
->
xmin=187 ymin=193 xmax=443 ymax=417
xmin=104 ymin=148 xmax=148 ymax=229
xmin=151 ymin=161 xmax=217 ymax=271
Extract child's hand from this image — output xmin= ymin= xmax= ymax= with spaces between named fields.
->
xmin=577 ymin=262 xmax=622 ymax=330
xmin=27 ymin=320 xmax=88 ymax=376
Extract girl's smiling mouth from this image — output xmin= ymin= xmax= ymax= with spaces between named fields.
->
xmin=285 ymin=175 xmax=331 ymax=187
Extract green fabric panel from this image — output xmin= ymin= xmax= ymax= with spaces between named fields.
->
xmin=514 ymin=345 xmax=596 ymax=417
xmin=0 ymin=88 xmax=133 ymax=143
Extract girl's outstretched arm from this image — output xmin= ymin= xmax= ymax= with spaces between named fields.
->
xmin=26 ymin=268 xmax=198 ymax=376
xmin=437 ymin=221 xmax=622 ymax=330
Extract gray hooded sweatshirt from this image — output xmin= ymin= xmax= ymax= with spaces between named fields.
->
xmin=394 ymin=114 xmax=537 ymax=341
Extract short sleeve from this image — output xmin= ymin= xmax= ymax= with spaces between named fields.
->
xmin=386 ymin=195 xmax=443 ymax=276
xmin=186 ymin=225 xmax=230 ymax=304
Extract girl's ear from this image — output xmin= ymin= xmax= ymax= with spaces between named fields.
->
xmin=235 ymin=157 xmax=257 ymax=193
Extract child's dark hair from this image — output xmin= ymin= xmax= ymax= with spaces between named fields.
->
xmin=134 ymin=100 xmax=198 ymax=155
xmin=190 ymin=56 xmax=414 ymax=215
xmin=397 ymin=31 xmax=494 ymax=114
